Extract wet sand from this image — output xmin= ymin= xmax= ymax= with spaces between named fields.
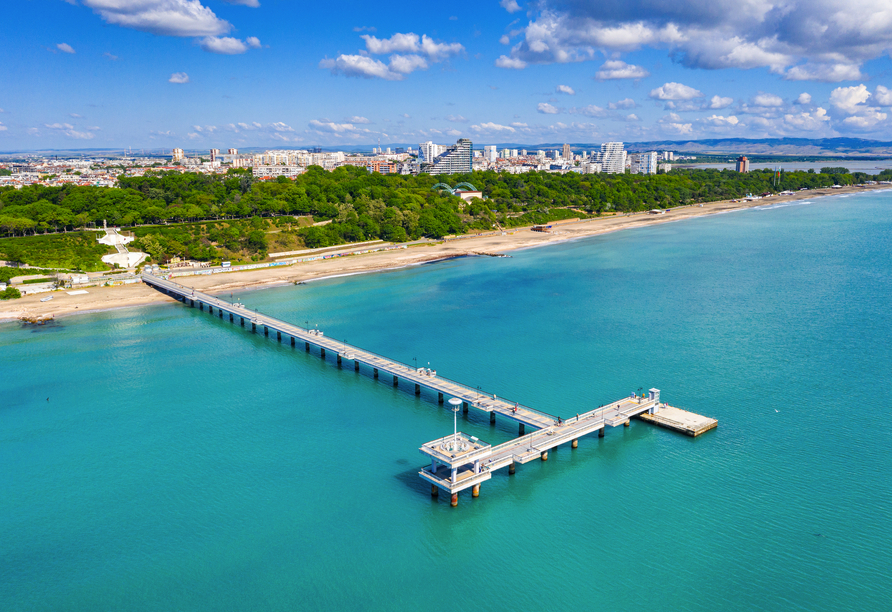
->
xmin=2 ymin=184 xmax=886 ymax=323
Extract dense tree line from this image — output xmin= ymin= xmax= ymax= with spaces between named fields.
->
xmin=1 ymin=165 xmax=887 ymax=245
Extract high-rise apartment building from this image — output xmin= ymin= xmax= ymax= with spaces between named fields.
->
xmin=228 ymin=148 xmax=238 ymax=155
xmin=171 ymin=148 xmax=185 ymax=163
xmin=736 ymin=156 xmax=750 ymax=172
xmin=562 ymin=143 xmax=571 ymax=160
xmin=419 ymin=141 xmax=450 ymax=163
xmin=484 ymin=145 xmax=497 ymax=162
xmin=429 ymin=138 xmax=473 ymax=175
xmin=598 ymin=142 xmax=625 ymax=174
xmin=209 ymin=149 xmax=219 ymax=162
xmin=632 ymin=151 xmax=658 ymax=175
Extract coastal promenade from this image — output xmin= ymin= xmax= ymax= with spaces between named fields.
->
xmin=142 ymin=272 xmax=717 ymax=507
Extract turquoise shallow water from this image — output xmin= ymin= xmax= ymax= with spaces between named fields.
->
xmin=2 ymin=191 xmax=891 ymax=611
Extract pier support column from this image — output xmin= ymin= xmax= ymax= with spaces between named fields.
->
xmin=230 ymin=313 xmax=233 ymax=322
xmin=199 ymin=303 xmax=203 ymax=311
xmin=252 ymin=322 xmax=256 ymax=332
xmin=462 ymin=402 xmax=469 ymax=414
xmin=320 ymin=348 xmax=325 ymax=359
xmin=431 ymin=485 xmax=438 ymax=498
xmin=208 ymin=306 xmax=212 ymax=314
xmin=374 ymin=368 xmax=378 ymax=379
xmin=240 ymin=317 xmax=244 ymax=326
xmin=415 ymin=383 xmax=421 ymax=395
xmin=291 ymin=337 xmax=295 ymax=346
xmin=490 ymin=412 xmax=496 ymax=424
xmin=438 ymin=393 xmax=444 ymax=404
xmin=393 ymin=375 xmax=398 ymax=387
xmin=472 ymin=484 xmax=480 ymax=498
xmin=598 ymin=426 xmax=605 ymax=438
xmin=264 ymin=326 xmax=269 ymax=337
xmin=541 ymin=451 xmax=549 ymax=461
xmin=624 ymin=420 xmax=630 ymax=427
xmin=519 ymin=423 xmax=525 ymax=436
xmin=337 ymin=355 xmax=342 ymax=366
xmin=354 ymin=361 xmax=360 ymax=372
xmin=277 ymin=331 xmax=281 ymax=341
xmin=509 ymin=462 xmax=516 ymax=475
xmin=451 ymin=493 xmax=458 ymax=507
xmin=190 ymin=299 xmax=194 ymax=307
xmin=572 ymin=438 xmax=578 ymax=449
xmin=305 ymin=342 xmax=310 ymax=352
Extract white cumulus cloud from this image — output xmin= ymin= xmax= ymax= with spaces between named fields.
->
xmin=795 ymin=93 xmax=812 ymax=105
xmin=199 ymin=36 xmax=260 ymax=54
xmin=751 ymin=93 xmax=784 ymax=107
xmin=707 ymin=95 xmax=734 ymax=109
xmin=493 ymin=0 xmax=892 ymax=81
xmin=556 ymin=84 xmax=575 ymax=95
xmin=830 ymin=84 xmax=870 ymax=113
xmin=471 ymin=122 xmax=516 ymax=132
xmin=537 ymin=102 xmax=560 ymax=114
xmin=324 ymin=32 xmax=462 ymax=80
xmin=169 ymin=72 xmax=190 ymax=83
xmin=595 ymin=60 xmax=649 ymax=80
xmin=875 ymin=86 xmax=892 ymax=106
xmin=500 ymin=0 xmax=522 ymax=13
xmin=649 ymin=82 xmax=703 ymax=101
xmin=57 ymin=43 xmax=76 ymax=54
xmin=80 ymin=0 xmax=231 ymax=37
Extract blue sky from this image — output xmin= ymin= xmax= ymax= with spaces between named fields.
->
xmin=2 ymin=0 xmax=892 ymax=150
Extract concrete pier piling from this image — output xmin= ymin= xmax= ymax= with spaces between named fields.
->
xmin=337 ymin=355 xmax=342 ymax=366
xmin=519 ymin=423 xmax=525 ymax=435
xmin=541 ymin=451 xmax=548 ymax=461
xmin=599 ymin=426 xmax=605 ymax=437
xmin=438 ymin=393 xmax=444 ymax=404
xmin=624 ymin=420 xmax=630 ymax=427
xmin=354 ymin=361 xmax=360 ymax=372
xmin=374 ymin=368 xmax=378 ymax=379
xmin=230 ymin=313 xmax=233 ymax=322
xmin=462 ymin=402 xmax=468 ymax=414
xmin=509 ymin=462 xmax=516 ymax=475
xmin=291 ymin=337 xmax=295 ymax=346
xmin=277 ymin=331 xmax=281 ymax=341
xmin=264 ymin=326 xmax=269 ymax=336
xmin=393 ymin=375 xmax=398 ymax=386
xmin=320 ymin=348 xmax=325 ymax=359
xmin=240 ymin=317 xmax=244 ymax=326
xmin=305 ymin=341 xmax=310 ymax=351
xmin=415 ymin=383 xmax=421 ymax=395
xmin=451 ymin=493 xmax=458 ymax=507
xmin=431 ymin=484 xmax=438 ymax=497
xmin=571 ymin=438 xmax=578 ymax=449
xmin=472 ymin=484 xmax=480 ymax=498
xmin=252 ymin=322 xmax=256 ymax=332
xmin=490 ymin=412 xmax=496 ymax=424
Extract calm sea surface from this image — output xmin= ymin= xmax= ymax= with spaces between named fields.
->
xmin=2 ymin=191 xmax=891 ymax=611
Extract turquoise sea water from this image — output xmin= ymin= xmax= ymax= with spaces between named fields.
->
xmin=2 ymin=191 xmax=891 ymax=611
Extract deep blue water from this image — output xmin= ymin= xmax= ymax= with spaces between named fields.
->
xmin=2 ymin=191 xmax=891 ymax=611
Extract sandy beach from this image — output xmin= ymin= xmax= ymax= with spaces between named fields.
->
xmin=2 ymin=184 xmax=887 ymax=323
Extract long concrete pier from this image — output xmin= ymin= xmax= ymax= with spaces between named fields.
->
xmin=143 ymin=272 xmax=717 ymax=508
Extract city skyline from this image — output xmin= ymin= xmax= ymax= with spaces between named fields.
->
xmin=3 ymin=1 xmax=892 ymax=150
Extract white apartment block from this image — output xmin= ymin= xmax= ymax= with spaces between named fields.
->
xmin=419 ymin=141 xmax=449 ymax=164
xmin=631 ymin=151 xmax=658 ymax=175
xmin=171 ymin=148 xmax=185 ymax=163
xmin=598 ymin=142 xmax=626 ymax=174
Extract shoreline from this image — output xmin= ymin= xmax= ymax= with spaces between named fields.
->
xmin=3 ymin=184 xmax=889 ymax=324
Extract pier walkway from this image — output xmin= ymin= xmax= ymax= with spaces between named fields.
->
xmin=142 ymin=273 xmax=557 ymax=431
xmin=143 ymin=272 xmax=717 ymax=508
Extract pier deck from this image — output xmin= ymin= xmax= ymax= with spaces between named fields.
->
xmin=143 ymin=273 xmax=718 ymax=508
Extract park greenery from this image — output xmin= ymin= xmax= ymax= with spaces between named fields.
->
xmin=0 ymin=164 xmax=889 ymax=268
xmin=0 ymin=286 xmax=22 ymax=300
